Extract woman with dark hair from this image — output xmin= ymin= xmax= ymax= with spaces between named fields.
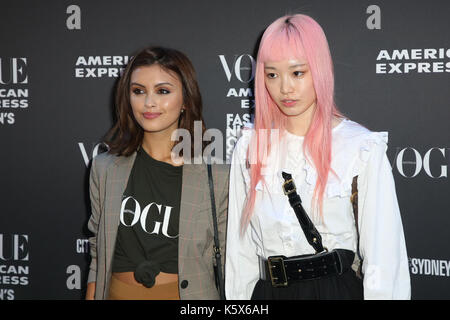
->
xmin=85 ymin=46 xmax=228 ymax=300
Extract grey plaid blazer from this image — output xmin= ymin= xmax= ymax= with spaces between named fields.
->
xmin=87 ymin=151 xmax=229 ymax=300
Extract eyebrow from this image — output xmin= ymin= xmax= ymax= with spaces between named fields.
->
xmin=130 ymin=82 xmax=174 ymax=87
xmin=264 ymin=63 xmax=307 ymax=70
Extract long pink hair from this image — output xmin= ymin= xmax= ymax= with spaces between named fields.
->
xmin=241 ymin=14 xmax=342 ymax=233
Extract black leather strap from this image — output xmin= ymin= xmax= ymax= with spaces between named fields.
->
xmin=207 ymin=161 xmax=225 ymax=300
xmin=351 ymin=175 xmax=363 ymax=278
xmin=281 ymin=172 xmax=325 ymax=253
xmin=261 ymin=249 xmax=355 ymax=283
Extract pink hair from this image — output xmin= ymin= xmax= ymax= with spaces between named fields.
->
xmin=241 ymin=14 xmax=342 ymax=233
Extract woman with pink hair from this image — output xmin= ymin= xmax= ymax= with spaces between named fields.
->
xmin=225 ymin=14 xmax=411 ymax=299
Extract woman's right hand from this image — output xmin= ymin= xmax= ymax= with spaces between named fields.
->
xmin=85 ymin=282 xmax=96 ymax=300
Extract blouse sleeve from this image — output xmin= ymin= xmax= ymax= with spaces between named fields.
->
xmin=225 ymin=135 xmax=260 ymax=300
xmin=357 ymin=134 xmax=411 ymax=299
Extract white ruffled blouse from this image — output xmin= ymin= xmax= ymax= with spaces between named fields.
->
xmin=225 ymin=119 xmax=411 ymax=300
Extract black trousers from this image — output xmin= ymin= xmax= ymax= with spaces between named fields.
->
xmin=251 ymin=269 xmax=364 ymax=300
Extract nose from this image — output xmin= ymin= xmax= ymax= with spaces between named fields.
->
xmin=280 ymin=76 xmax=294 ymax=95
xmin=144 ymin=92 xmax=156 ymax=108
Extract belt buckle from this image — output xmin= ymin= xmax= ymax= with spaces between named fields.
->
xmin=267 ymin=256 xmax=288 ymax=287
xmin=282 ymin=179 xmax=296 ymax=195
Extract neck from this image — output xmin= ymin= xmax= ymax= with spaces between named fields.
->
xmin=141 ymin=129 xmax=180 ymax=166
xmin=285 ymin=101 xmax=316 ymax=136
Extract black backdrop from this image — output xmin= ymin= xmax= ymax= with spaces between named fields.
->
xmin=1 ymin=0 xmax=449 ymax=300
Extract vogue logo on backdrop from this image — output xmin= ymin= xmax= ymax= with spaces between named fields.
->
xmin=219 ymin=53 xmax=255 ymax=109
xmin=0 ymin=234 xmax=31 ymax=300
xmin=78 ymin=142 xmax=109 ymax=167
xmin=390 ymin=147 xmax=449 ymax=179
xmin=219 ymin=54 xmax=255 ymax=83
xmin=0 ymin=57 xmax=30 ymax=125
xmin=376 ymin=48 xmax=450 ymax=74
xmin=219 ymin=54 xmax=254 ymax=161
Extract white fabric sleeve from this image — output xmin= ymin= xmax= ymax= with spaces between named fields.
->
xmin=225 ymin=137 xmax=260 ymax=300
xmin=357 ymin=136 xmax=411 ymax=299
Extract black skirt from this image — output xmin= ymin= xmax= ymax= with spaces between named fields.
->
xmin=251 ymin=269 xmax=364 ymax=300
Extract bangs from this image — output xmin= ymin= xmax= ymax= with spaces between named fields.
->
xmin=258 ymin=24 xmax=307 ymax=63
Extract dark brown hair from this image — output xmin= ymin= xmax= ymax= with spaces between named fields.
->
xmin=104 ymin=46 xmax=206 ymax=157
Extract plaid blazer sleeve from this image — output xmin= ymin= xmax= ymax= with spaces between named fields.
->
xmin=86 ymin=153 xmax=114 ymax=286
xmin=87 ymin=156 xmax=101 ymax=283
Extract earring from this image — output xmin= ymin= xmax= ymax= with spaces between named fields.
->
xmin=181 ymin=109 xmax=185 ymax=113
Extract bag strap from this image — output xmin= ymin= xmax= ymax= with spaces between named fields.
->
xmin=281 ymin=172 xmax=326 ymax=254
xmin=207 ymin=161 xmax=225 ymax=300
xmin=351 ymin=176 xmax=359 ymax=239
xmin=351 ymin=176 xmax=363 ymax=277
xmin=282 ymin=172 xmax=363 ymax=276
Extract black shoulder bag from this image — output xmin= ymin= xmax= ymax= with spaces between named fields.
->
xmin=207 ymin=162 xmax=226 ymax=300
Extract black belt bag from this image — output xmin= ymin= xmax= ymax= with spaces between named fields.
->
xmin=263 ymin=172 xmax=355 ymax=287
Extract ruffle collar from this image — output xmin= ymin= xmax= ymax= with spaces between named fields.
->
xmin=255 ymin=125 xmax=388 ymax=198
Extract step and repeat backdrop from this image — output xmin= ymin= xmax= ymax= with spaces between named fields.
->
xmin=0 ymin=0 xmax=449 ymax=300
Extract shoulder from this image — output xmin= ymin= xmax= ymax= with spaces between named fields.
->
xmin=91 ymin=151 xmax=135 ymax=175
xmin=92 ymin=151 xmax=116 ymax=166
xmin=211 ymin=163 xmax=231 ymax=197
xmin=206 ymin=162 xmax=231 ymax=189
xmin=183 ymin=162 xmax=230 ymax=183
xmin=91 ymin=151 xmax=117 ymax=171
xmin=334 ymin=118 xmax=388 ymax=144
xmin=333 ymin=119 xmax=389 ymax=158
xmin=324 ymin=119 xmax=390 ymax=196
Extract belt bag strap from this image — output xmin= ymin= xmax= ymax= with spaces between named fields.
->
xmin=281 ymin=172 xmax=325 ymax=254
